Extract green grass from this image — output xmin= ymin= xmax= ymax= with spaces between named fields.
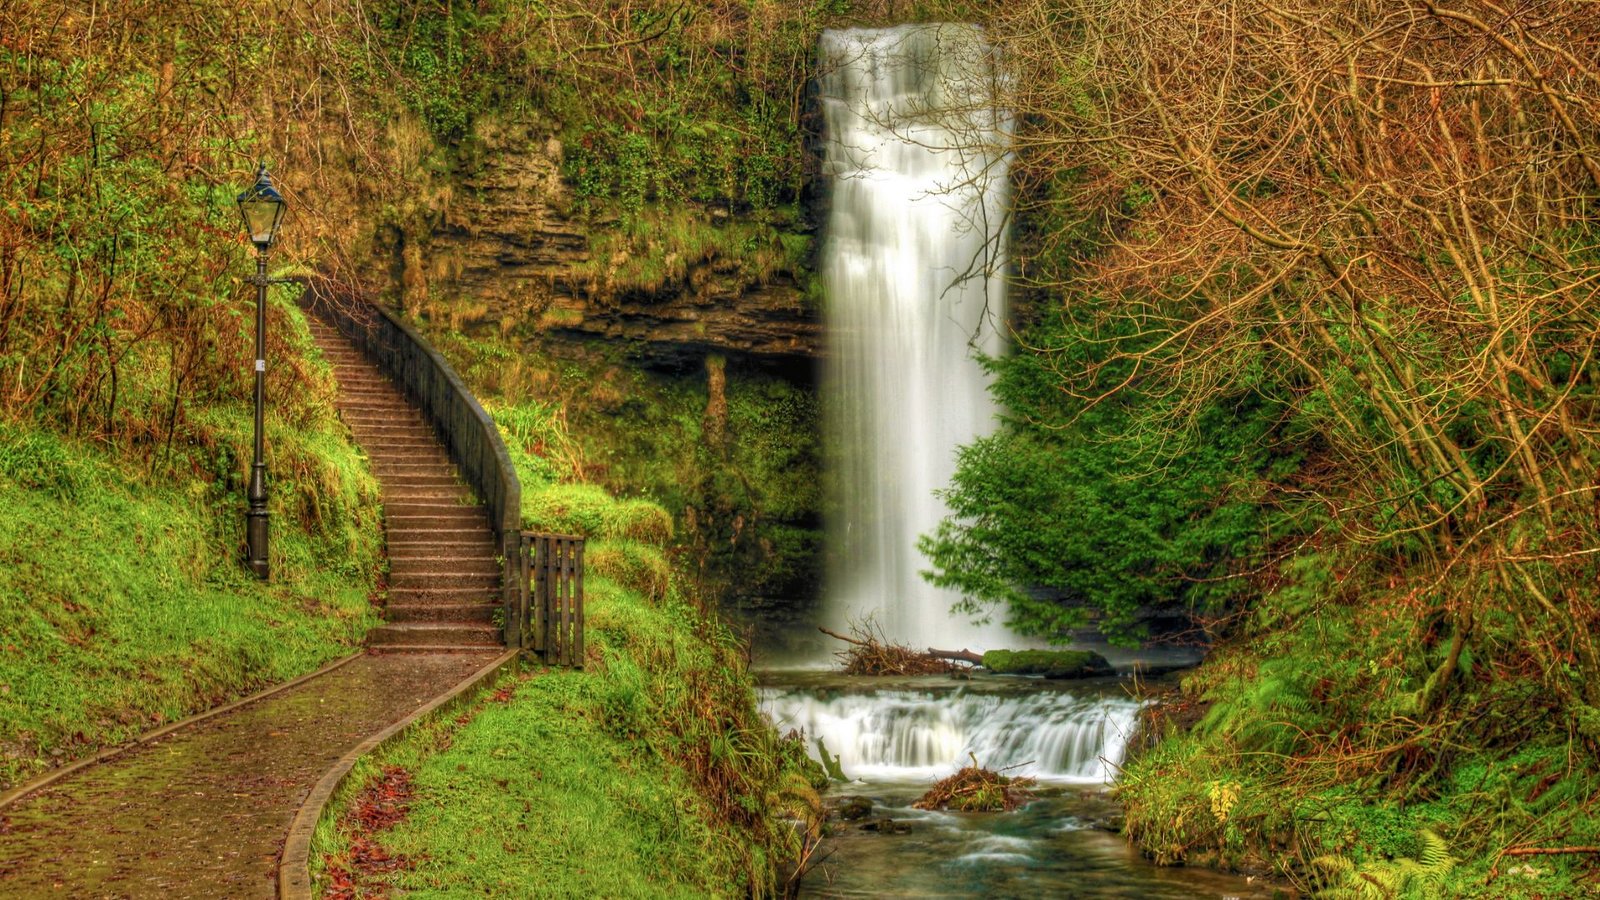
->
xmin=311 ymin=565 xmax=818 ymax=898
xmin=0 ymin=312 xmax=383 ymax=790
xmin=572 ymin=203 xmax=813 ymax=298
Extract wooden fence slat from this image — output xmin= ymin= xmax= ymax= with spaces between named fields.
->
xmin=573 ymin=541 xmax=585 ymax=668
xmin=558 ymin=538 xmax=572 ymax=666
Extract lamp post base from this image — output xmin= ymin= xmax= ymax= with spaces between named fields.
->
xmin=247 ymin=460 xmax=269 ymax=580
xmin=246 ymin=510 xmax=269 ymax=580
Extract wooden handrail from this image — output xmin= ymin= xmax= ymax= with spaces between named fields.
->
xmin=303 ymin=289 xmax=524 ymax=646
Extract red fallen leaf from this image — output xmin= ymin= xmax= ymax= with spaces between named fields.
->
xmin=327 ymin=765 xmax=420 ymax=892
xmin=323 ymin=864 xmax=357 ymax=900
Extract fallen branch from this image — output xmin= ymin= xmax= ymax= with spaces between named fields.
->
xmin=927 ymin=647 xmax=984 ymax=665
xmin=819 ymin=620 xmax=972 ymax=676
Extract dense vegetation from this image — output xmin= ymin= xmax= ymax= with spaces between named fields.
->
xmin=421 ymin=326 xmax=825 ymax=639
xmin=2 ymin=2 xmax=831 ymax=878
xmin=913 ymin=0 xmax=1600 ymax=893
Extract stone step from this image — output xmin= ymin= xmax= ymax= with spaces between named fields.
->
xmin=390 ymin=571 xmax=501 ymax=590
xmin=347 ymin=426 xmax=439 ymax=443
xmin=387 ymin=511 xmax=491 ymax=529
xmin=389 ymin=555 xmax=501 ymax=575
xmin=376 ymin=474 xmax=460 ymax=489
xmin=344 ymin=420 xmax=435 ymax=434
xmin=382 ymin=489 xmax=475 ymax=505
xmin=365 ymin=444 xmax=450 ymax=459
xmin=367 ymin=622 xmax=501 ymax=647
xmin=360 ymin=451 xmax=448 ymax=464
xmin=381 ymin=477 xmax=466 ymax=491
xmin=339 ymin=399 xmax=415 ymax=410
xmin=330 ymin=375 xmax=394 ymax=388
xmin=386 ymin=602 xmax=498 ymax=624
xmin=386 ymin=583 xmax=499 ymax=601
xmin=339 ymin=405 xmax=417 ymax=418
xmin=332 ymin=373 xmax=393 ymax=388
xmin=373 ymin=461 xmax=457 ymax=475
xmin=343 ymin=413 xmax=429 ymax=428
xmin=367 ymin=643 xmax=505 ymax=655
xmin=386 ymin=533 xmax=493 ymax=550
xmin=350 ymin=434 xmax=439 ymax=448
xmin=387 ymin=550 xmax=500 ymax=566
xmin=337 ymin=393 xmax=406 ymax=405
xmin=384 ymin=502 xmax=484 ymax=520
xmin=369 ymin=448 xmax=455 ymax=463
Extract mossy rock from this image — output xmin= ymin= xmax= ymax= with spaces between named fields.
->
xmin=522 ymin=483 xmax=673 ymax=547
xmin=980 ymin=649 xmax=1114 ymax=679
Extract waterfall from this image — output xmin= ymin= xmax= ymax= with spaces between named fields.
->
xmin=819 ymin=25 xmax=1016 ymax=654
xmin=762 ymin=687 xmax=1141 ymax=784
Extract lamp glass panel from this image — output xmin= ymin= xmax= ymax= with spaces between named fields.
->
xmin=238 ymin=198 xmax=285 ymax=247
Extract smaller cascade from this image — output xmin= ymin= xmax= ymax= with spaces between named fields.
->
xmin=762 ymin=687 xmax=1141 ymax=784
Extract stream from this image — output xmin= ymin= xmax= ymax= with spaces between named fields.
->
xmin=760 ymin=673 xmax=1280 ymax=898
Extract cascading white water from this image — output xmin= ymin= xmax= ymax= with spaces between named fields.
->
xmin=820 ymin=24 xmax=1016 ymax=654
xmin=762 ymin=687 xmax=1141 ymax=784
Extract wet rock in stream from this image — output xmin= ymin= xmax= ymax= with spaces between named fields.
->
xmin=835 ymin=796 xmax=873 ymax=821
xmin=858 ymin=817 xmax=913 ymax=834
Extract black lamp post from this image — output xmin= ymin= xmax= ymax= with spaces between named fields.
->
xmin=236 ymin=164 xmax=287 ymax=580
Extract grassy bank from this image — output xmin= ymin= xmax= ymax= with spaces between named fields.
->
xmin=1116 ymin=571 xmax=1600 ymax=898
xmin=311 ymin=439 xmax=820 ymax=896
xmin=0 ymin=304 xmax=383 ymax=791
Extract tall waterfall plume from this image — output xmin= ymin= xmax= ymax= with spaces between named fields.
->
xmin=820 ymin=24 xmax=1014 ymax=653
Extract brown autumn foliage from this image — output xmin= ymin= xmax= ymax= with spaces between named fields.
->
xmin=0 ymin=0 xmax=419 ymax=461
xmin=987 ymin=0 xmax=1600 ymax=727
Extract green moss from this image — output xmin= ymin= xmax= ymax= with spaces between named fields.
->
xmin=979 ymin=649 xmax=1112 ymax=679
xmin=587 ymin=540 xmax=672 ymax=605
xmin=425 ymin=323 xmax=824 ymax=627
xmin=522 ymin=483 xmax=674 ymax=547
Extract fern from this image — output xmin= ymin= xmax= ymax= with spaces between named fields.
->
xmin=1313 ymin=830 xmax=1455 ymax=900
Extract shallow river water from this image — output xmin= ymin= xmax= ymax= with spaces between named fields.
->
xmin=760 ymin=673 xmax=1285 ymax=899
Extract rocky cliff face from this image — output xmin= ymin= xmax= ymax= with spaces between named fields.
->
xmin=394 ymin=119 xmax=822 ymax=366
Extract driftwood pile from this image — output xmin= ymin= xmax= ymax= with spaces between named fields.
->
xmin=913 ymin=755 xmax=1035 ymax=812
xmin=819 ymin=622 xmax=980 ymax=676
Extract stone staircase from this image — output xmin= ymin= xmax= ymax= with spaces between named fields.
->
xmin=306 ymin=318 xmax=503 ymax=651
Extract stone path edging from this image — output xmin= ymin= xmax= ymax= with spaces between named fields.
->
xmin=277 ymin=648 xmax=522 ymax=900
xmin=0 ymin=650 xmax=365 ymax=812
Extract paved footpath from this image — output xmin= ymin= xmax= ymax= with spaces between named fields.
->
xmin=0 ymin=651 xmax=497 ymax=898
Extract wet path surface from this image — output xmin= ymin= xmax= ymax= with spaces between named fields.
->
xmin=0 ymin=651 xmax=497 ymax=899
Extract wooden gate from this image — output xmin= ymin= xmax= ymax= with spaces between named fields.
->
xmin=518 ymin=532 xmax=585 ymax=667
